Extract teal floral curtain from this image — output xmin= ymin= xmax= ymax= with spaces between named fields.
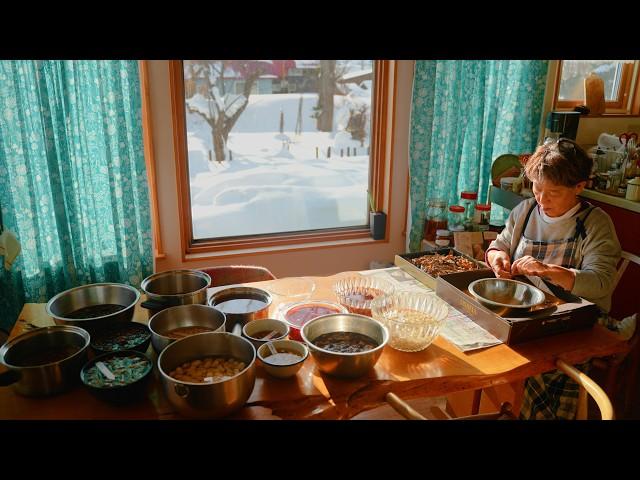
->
xmin=408 ymin=60 xmax=549 ymax=252
xmin=0 ymin=60 xmax=153 ymax=332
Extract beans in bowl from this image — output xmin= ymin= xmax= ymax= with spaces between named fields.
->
xmin=312 ymin=331 xmax=379 ymax=353
xmin=169 ymin=356 xmax=246 ymax=383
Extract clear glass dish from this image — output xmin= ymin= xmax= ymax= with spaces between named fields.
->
xmin=332 ymin=275 xmax=395 ymax=317
xmin=370 ymin=291 xmax=449 ymax=352
xmin=265 ymin=277 xmax=316 ymax=302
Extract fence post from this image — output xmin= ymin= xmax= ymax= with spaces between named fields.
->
xmin=316 ymin=147 xmax=319 ymax=159
xmin=327 ymin=147 xmax=331 ymax=158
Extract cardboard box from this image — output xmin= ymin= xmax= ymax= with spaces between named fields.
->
xmin=394 ymin=248 xmax=490 ymax=290
xmin=453 ymin=231 xmax=498 ymax=260
xmin=435 ymin=270 xmax=599 ymax=345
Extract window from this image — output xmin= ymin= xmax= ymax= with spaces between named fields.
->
xmin=553 ymin=60 xmax=640 ymax=115
xmin=170 ymin=60 xmax=392 ymax=254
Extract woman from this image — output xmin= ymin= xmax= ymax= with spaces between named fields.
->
xmin=485 ymin=138 xmax=621 ymax=420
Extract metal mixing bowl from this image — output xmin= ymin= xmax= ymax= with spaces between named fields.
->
xmin=301 ymin=313 xmax=388 ymax=378
xmin=45 ymin=283 xmax=140 ymax=335
xmin=148 ymin=304 xmax=226 ymax=354
xmin=468 ymin=278 xmax=546 ymax=310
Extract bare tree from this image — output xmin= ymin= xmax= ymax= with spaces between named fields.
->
xmin=313 ymin=61 xmax=349 ymax=132
xmin=186 ymin=60 xmax=266 ymax=163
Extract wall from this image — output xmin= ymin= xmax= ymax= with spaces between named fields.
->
xmin=145 ymin=60 xmax=415 ymax=277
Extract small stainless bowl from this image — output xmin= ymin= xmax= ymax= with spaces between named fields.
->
xmin=148 ymin=304 xmax=226 ymax=354
xmin=468 ymin=278 xmax=546 ymax=311
xmin=242 ymin=318 xmax=289 ymax=350
xmin=301 ymin=313 xmax=388 ymax=378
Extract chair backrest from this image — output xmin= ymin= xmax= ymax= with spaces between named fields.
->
xmin=385 ymin=360 xmax=614 ymax=421
xmin=196 ymin=265 xmax=276 ymax=287
xmin=556 ymin=359 xmax=614 ymax=420
xmin=612 ymin=250 xmax=640 ymax=293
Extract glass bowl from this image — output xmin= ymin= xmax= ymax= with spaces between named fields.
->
xmin=370 ymin=291 xmax=449 ymax=352
xmin=333 ymin=275 xmax=395 ymax=317
xmin=277 ymin=300 xmax=348 ymax=341
xmin=265 ymin=277 xmax=316 ymax=302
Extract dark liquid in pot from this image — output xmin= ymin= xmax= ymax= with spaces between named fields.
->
xmin=313 ymin=332 xmax=378 ymax=353
xmin=65 ymin=304 xmax=125 ymax=319
xmin=13 ymin=345 xmax=81 ymax=367
xmin=215 ymin=298 xmax=268 ymax=314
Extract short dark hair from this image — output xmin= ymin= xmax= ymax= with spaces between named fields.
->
xmin=524 ymin=138 xmax=592 ymax=187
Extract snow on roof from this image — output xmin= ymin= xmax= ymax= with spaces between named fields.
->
xmin=341 ymin=69 xmax=373 ymax=81
xmin=294 ymin=60 xmax=319 ymax=69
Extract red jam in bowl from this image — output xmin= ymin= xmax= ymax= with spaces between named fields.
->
xmin=282 ymin=302 xmax=346 ymax=341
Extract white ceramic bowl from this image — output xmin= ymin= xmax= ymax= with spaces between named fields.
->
xmin=257 ymin=340 xmax=308 ymax=379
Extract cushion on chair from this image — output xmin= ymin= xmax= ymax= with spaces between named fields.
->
xmin=196 ymin=265 xmax=276 ymax=287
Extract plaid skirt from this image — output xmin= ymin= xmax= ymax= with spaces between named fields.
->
xmin=519 ymin=314 xmax=622 ymax=420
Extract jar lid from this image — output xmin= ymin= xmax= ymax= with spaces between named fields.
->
xmin=449 ymin=205 xmax=465 ymax=212
xmin=461 ymin=191 xmax=478 ymax=200
xmin=475 ymin=203 xmax=491 ymax=211
xmin=436 ymin=229 xmax=450 ymax=236
xmin=449 ymin=225 xmax=465 ymax=232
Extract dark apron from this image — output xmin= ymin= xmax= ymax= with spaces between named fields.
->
xmin=511 ymin=200 xmax=595 ymax=302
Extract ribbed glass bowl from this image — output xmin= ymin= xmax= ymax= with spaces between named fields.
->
xmin=370 ymin=291 xmax=449 ymax=352
xmin=332 ymin=275 xmax=395 ymax=317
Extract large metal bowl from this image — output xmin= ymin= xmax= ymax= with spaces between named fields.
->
xmin=208 ymin=286 xmax=272 ymax=334
xmin=301 ymin=313 xmax=388 ymax=378
xmin=157 ymin=332 xmax=256 ymax=419
xmin=148 ymin=304 xmax=226 ymax=354
xmin=45 ymin=283 xmax=140 ymax=335
xmin=468 ymin=278 xmax=546 ymax=310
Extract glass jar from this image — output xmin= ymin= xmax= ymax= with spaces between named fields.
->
xmin=473 ymin=203 xmax=491 ymax=231
xmin=424 ymin=199 xmax=448 ymax=241
xmin=460 ymin=191 xmax=478 ymax=227
xmin=448 ymin=205 xmax=465 ymax=232
xmin=435 ymin=229 xmax=451 ymax=248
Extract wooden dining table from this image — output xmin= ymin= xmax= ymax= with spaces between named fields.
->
xmin=0 ymin=270 xmax=629 ymax=420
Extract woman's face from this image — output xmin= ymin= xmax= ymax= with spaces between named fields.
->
xmin=532 ymin=179 xmax=586 ymax=217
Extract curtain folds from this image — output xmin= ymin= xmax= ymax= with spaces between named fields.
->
xmin=0 ymin=60 xmax=153 ymax=331
xmin=408 ymin=60 xmax=549 ymax=252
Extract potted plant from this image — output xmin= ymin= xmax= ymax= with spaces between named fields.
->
xmin=368 ymin=191 xmax=386 ymax=240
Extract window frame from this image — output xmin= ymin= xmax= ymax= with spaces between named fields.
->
xmin=552 ymin=60 xmax=640 ymax=115
xmin=168 ymin=60 xmax=394 ymax=256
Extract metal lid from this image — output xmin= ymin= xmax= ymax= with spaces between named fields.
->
xmin=449 ymin=205 xmax=465 ymax=212
xmin=461 ymin=191 xmax=478 ymax=199
xmin=436 ymin=229 xmax=450 ymax=236
xmin=475 ymin=203 xmax=491 ymax=211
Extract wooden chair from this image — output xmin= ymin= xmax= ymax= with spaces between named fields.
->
xmin=196 ymin=265 xmax=276 ymax=287
xmin=385 ymin=359 xmax=614 ymax=420
xmin=590 ymin=250 xmax=640 ymax=418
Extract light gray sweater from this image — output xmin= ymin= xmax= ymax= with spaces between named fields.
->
xmin=488 ymin=197 xmax=621 ymax=312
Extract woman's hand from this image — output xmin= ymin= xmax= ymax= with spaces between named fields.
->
xmin=511 ymin=255 xmax=549 ymax=278
xmin=487 ymin=249 xmax=512 ymax=279
xmin=512 ymin=256 xmax=577 ymax=291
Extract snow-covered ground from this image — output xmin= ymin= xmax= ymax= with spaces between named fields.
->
xmin=187 ymin=84 xmax=372 ymax=239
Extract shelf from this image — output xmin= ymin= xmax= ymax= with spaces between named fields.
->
xmin=580 ymin=189 xmax=640 ymax=214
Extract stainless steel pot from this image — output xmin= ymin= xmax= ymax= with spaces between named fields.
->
xmin=140 ymin=270 xmax=211 ymax=317
xmin=45 ymin=283 xmax=139 ymax=335
xmin=0 ymin=326 xmax=90 ymax=396
xmin=149 ymin=304 xmax=226 ymax=354
xmin=157 ymin=331 xmax=256 ymax=418
xmin=208 ymin=286 xmax=272 ymax=333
